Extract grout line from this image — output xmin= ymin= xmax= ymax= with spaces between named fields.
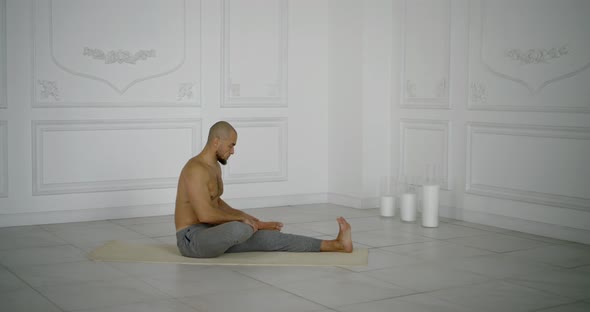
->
xmin=1 ymin=265 xmax=67 ymax=312
xmin=229 ymin=268 xmax=347 ymax=311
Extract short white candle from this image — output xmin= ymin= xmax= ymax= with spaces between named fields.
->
xmin=380 ymin=196 xmax=395 ymax=217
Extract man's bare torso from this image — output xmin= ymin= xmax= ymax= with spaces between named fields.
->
xmin=174 ymin=156 xmax=223 ymax=231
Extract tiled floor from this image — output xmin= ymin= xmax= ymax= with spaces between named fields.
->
xmin=1 ymin=203 xmax=590 ymax=312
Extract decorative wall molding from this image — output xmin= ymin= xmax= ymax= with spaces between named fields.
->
xmin=83 ymin=47 xmax=157 ymax=65
xmin=0 ymin=121 xmax=7 ymax=197
xmin=399 ymin=119 xmax=451 ymax=190
xmin=0 ymin=0 xmax=6 ymax=109
xmin=37 ymin=80 xmax=60 ymax=101
xmin=220 ymin=0 xmax=288 ymax=108
xmin=468 ymin=0 xmax=590 ymax=112
xmin=32 ymin=119 xmax=202 ymax=195
xmin=401 ymin=0 xmax=451 ymax=109
xmin=405 ymin=79 xmax=448 ymax=100
xmin=466 ymin=122 xmax=590 ymax=212
xmin=222 ymin=118 xmax=288 ymax=184
xmin=33 ymin=0 xmax=201 ymax=107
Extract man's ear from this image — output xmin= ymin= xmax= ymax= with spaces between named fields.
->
xmin=212 ymin=136 xmax=220 ymax=147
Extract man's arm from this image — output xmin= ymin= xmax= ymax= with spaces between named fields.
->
xmin=219 ymin=198 xmax=283 ymax=231
xmin=184 ymin=166 xmax=257 ymax=230
xmin=218 ymin=198 xmax=259 ymax=221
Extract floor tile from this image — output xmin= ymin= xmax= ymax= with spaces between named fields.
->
xmin=123 ymin=222 xmax=177 ymax=237
xmin=47 ymin=222 xmax=147 ymax=245
xmin=445 ymin=252 xmax=558 ymax=279
xmin=141 ymin=267 xmax=268 ymax=298
xmin=379 ymin=240 xmax=494 ymax=261
xmin=110 ymin=215 xmax=174 ymax=226
xmin=336 ymin=293 xmax=472 ymax=312
xmin=0 ymin=226 xmax=68 ymax=251
xmin=416 ymin=223 xmax=493 ymax=240
xmin=106 ymin=262 xmax=208 ymax=280
xmin=231 ymin=265 xmax=351 ymax=286
xmin=446 ymin=233 xmax=548 ymax=253
xmin=180 ymin=285 xmax=326 ymax=312
xmin=276 ymin=272 xmax=416 ymax=308
xmin=73 ymin=237 xmax=166 ymax=253
xmin=351 ymin=230 xmax=432 ymax=248
xmin=0 ymin=245 xmax=87 ymax=269
xmin=0 ymin=266 xmax=28 ymax=292
xmin=534 ymin=301 xmax=590 ymax=312
xmin=506 ymin=244 xmax=590 ymax=268
xmin=11 ymin=260 xmax=126 ymax=287
xmin=340 ymin=248 xmax=423 ymax=272
xmin=36 ymin=278 xmax=170 ymax=311
xmin=450 ymin=220 xmax=511 ymax=233
xmin=507 ymin=268 xmax=590 ymax=300
xmin=72 ymin=298 xmax=197 ymax=312
xmin=0 ymin=287 xmax=63 ymax=312
xmin=427 ymin=280 xmax=573 ymax=312
xmin=364 ymin=261 xmax=489 ymax=292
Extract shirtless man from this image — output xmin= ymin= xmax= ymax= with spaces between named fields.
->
xmin=175 ymin=121 xmax=353 ymax=258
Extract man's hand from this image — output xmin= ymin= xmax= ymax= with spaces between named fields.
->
xmin=242 ymin=217 xmax=259 ymax=232
xmin=257 ymin=221 xmax=283 ymax=231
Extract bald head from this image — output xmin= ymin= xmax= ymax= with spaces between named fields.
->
xmin=207 ymin=121 xmax=236 ymax=145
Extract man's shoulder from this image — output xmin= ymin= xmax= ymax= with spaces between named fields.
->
xmin=182 ymin=158 xmax=211 ymax=179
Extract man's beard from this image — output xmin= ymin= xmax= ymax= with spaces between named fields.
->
xmin=216 ymin=152 xmax=227 ymax=165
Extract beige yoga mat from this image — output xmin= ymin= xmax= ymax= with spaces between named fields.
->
xmin=89 ymin=240 xmax=368 ymax=267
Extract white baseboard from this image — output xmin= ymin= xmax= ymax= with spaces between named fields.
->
xmin=460 ymin=209 xmax=590 ymax=245
xmin=226 ymin=193 xmax=328 ymax=209
xmin=327 ymin=193 xmax=363 ymax=209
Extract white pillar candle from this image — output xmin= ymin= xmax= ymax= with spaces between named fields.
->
xmin=400 ymin=193 xmax=416 ymax=222
xmin=380 ymin=196 xmax=395 ymax=217
xmin=421 ymin=184 xmax=439 ymax=227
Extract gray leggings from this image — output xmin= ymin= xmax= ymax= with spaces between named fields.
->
xmin=176 ymin=221 xmax=322 ymax=258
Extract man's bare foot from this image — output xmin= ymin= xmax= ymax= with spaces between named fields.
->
xmin=320 ymin=217 xmax=353 ymax=253
xmin=257 ymin=221 xmax=283 ymax=231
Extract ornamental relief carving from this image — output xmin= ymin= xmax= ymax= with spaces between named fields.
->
xmin=471 ymin=82 xmax=487 ymax=104
xmin=38 ymin=80 xmax=60 ymax=101
xmin=505 ymin=45 xmax=568 ymax=65
xmin=83 ymin=48 xmax=156 ymax=65
xmin=177 ymin=83 xmax=194 ymax=101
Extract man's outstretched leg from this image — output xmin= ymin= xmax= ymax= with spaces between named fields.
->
xmin=226 ymin=217 xmax=354 ymax=254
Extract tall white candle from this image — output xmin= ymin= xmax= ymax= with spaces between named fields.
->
xmin=380 ymin=196 xmax=395 ymax=217
xmin=421 ymin=184 xmax=439 ymax=227
xmin=400 ymin=193 xmax=416 ymax=222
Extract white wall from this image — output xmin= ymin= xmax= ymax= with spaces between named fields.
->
xmin=0 ymin=0 xmax=331 ymax=227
